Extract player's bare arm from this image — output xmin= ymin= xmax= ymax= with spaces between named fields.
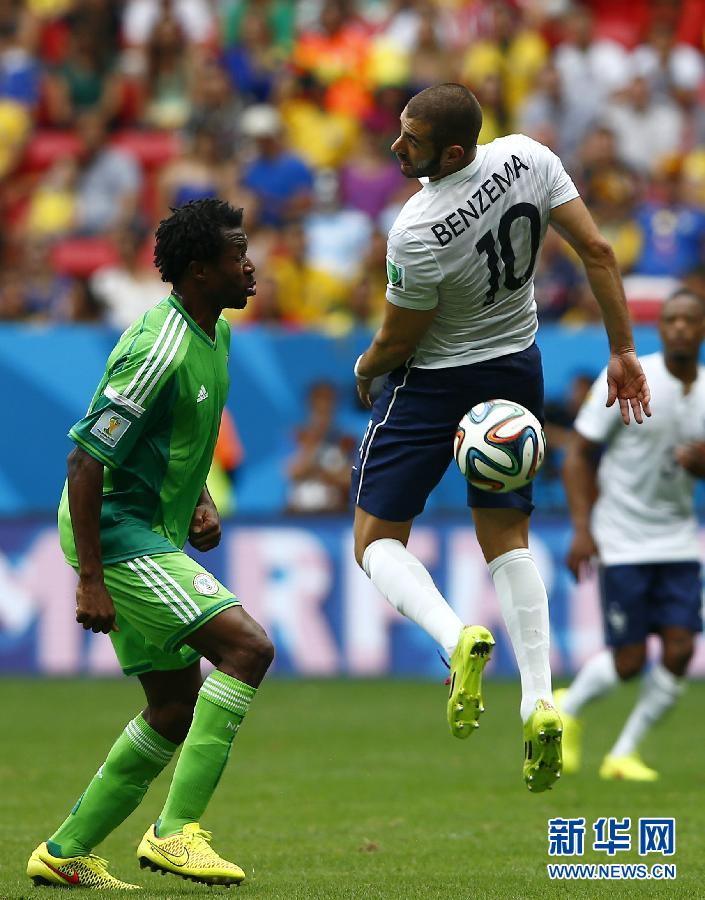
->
xmin=550 ymin=197 xmax=651 ymax=426
xmin=675 ymin=441 xmax=705 ymax=478
xmin=188 ymin=485 xmax=222 ymax=552
xmin=355 ymin=303 xmax=438 ymax=407
xmin=562 ymin=430 xmax=600 ymax=581
xmin=67 ymin=446 xmax=118 ymax=634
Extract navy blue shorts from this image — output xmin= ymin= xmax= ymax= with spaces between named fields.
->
xmin=351 ymin=343 xmax=544 ymax=521
xmin=599 ymin=562 xmax=703 ymax=647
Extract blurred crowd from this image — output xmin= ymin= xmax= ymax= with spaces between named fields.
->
xmin=1 ymin=0 xmax=705 ymax=329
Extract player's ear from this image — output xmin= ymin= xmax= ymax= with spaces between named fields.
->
xmin=187 ymin=260 xmax=208 ymax=282
xmin=445 ymin=143 xmax=465 ymax=164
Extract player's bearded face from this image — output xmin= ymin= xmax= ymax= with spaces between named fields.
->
xmin=399 ymin=147 xmax=444 ymax=179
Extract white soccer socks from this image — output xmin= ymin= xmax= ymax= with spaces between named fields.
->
xmin=362 ymin=538 xmax=464 ymax=657
xmin=560 ymin=649 xmax=618 ymax=717
xmin=488 ymin=548 xmax=552 ymax=722
xmin=610 ymin=663 xmax=684 ymax=758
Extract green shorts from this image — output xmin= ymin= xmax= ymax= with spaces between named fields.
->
xmin=102 ymin=552 xmax=240 ymax=676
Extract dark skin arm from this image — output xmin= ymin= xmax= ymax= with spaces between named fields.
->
xmin=68 ymin=446 xmax=118 ymax=633
xmin=562 ymin=430 xmax=600 ymax=580
xmin=189 ymin=485 xmax=222 ymax=552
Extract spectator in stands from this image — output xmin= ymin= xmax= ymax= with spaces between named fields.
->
xmin=0 ymin=268 xmax=28 ymax=320
xmin=280 ymin=72 xmax=359 ymax=170
xmin=121 ymin=0 xmax=215 ymax=48
xmin=361 ymin=83 xmax=408 ymax=149
xmin=140 ymin=11 xmax=192 ymax=129
xmin=632 ymin=162 xmax=705 ymax=278
xmin=554 ymin=4 xmax=630 ymax=105
xmin=286 ymin=381 xmax=355 ymax=514
xmin=63 ymin=277 xmax=104 ymax=322
xmin=222 ymin=6 xmax=283 ymax=104
xmin=0 ymin=97 xmax=31 ymax=178
xmin=292 ymin=0 xmax=371 ymax=119
xmin=338 ymin=130 xmax=403 ymax=224
xmin=240 ymin=104 xmax=314 ymax=228
xmin=603 ymin=74 xmax=685 ymax=175
xmin=22 ymin=235 xmax=73 ymax=319
xmin=42 ymin=16 xmax=121 ymax=126
xmin=23 ymin=155 xmax=76 ymax=238
xmin=221 ymin=0 xmax=296 ymax=57
xmin=460 ymin=0 xmax=548 ymax=119
xmin=89 ymin=225 xmax=165 ymax=330
xmin=474 ymin=71 xmax=510 ymax=144
xmin=304 ymin=168 xmax=374 ymax=283
xmin=520 ymin=61 xmax=598 ymax=167
xmin=631 ymin=21 xmax=704 ymax=106
xmin=572 ymin=125 xmax=631 ymax=196
xmin=0 ymin=15 xmax=40 ymax=108
xmin=185 ymin=57 xmax=243 ymax=161
xmin=406 ymin=6 xmax=455 ymax=91
xmin=156 ymin=126 xmax=229 ymax=220
xmin=73 ymin=111 xmax=142 ymax=236
xmin=268 ymin=221 xmax=349 ymax=325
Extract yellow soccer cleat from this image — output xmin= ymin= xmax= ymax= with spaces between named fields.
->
xmin=599 ymin=752 xmax=659 ymax=782
xmin=553 ymin=688 xmax=582 ymax=774
xmin=447 ymin=625 xmax=495 ymax=739
xmin=524 ymin=699 xmax=563 ymax=793
xmin=137 ymin=823 xmax=245 ymax=886
xmin=27 ymin=842 xmax=140 ymax=890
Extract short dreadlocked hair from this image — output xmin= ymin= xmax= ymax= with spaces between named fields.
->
xmin=154 ymin=199 xmax=244 ymax=285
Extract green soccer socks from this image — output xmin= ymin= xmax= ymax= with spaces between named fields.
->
xmin=156 ymin=671 xmax=256 ymax=837
xmin=48 ymin=713 xmax=177 ymax=858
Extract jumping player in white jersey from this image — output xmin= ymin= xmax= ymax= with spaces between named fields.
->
xmin=351 ymin=83 xmax=651 ymax=793
xmin=557 ymin=290 xmax=705 ymax=781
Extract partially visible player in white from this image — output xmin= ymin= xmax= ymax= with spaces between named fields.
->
xmin=558 ymin=289 xmax=705 ymax=781
xmin=351 ymin=83 xmax=651 ymax=793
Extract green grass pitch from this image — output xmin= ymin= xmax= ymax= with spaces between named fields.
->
xmin=1 ymin=677 xmax=703 ymax=899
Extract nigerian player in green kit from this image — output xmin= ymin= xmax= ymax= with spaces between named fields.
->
xmin=27 ymin=199 xmax=274 ymax=890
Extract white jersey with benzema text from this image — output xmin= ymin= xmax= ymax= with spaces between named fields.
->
xmin=385 ymin=134 xmax=579 ymax=368
xmin=574 ymin=352 xmax=705 ymax=565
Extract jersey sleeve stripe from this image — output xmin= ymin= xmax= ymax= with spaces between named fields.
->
xmin=123 ymin=308 xmax=178 ymax=398
xmin=69 ymin=429 xmax=116 ymax=469
xmin=132 ymin=319 xmax=188 ymax=406
xmin=125 ymin=313 xmax=185 ymax=405
xmin=103 ymin=385 xmax=145 ymax=418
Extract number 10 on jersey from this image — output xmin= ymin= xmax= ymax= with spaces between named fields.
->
xmin=475 ymin=202 xmax=541 ymax=306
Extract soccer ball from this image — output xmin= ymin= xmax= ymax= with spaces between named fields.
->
xmin=454 ymin=399 xmax=546 ymax=493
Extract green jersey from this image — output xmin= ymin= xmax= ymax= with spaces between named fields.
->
xmin=59 ymin=294 xmax=231 ymax=566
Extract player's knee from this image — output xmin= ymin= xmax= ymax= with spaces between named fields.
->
xmin=221 ymin=621 xmax=275 ymax=679
xmin=614 ymin=646 xmax=646 ymax=680
xmin=662 ymin=635 xmax=694 ymax=677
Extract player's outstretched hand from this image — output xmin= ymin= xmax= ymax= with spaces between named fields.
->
xmin=76 ymin=575 xmax=118 ymax=633
xmin=606 ymin=349 xmax=652 ymax=425
xmin=675 ymin=441 xmax=705 ymax=478
xmin=189 ymin=499 xmax=221 ymax=551
xmin=566 ymin=529 xmax=598 ymax=581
